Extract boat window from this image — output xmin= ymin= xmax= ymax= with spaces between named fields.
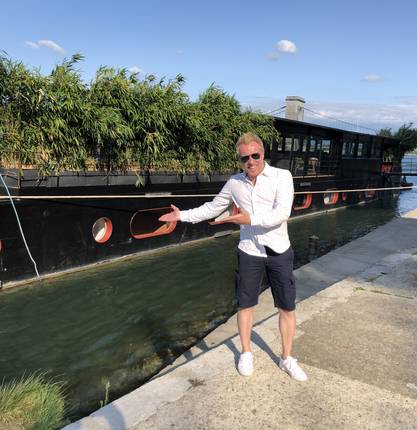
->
xmin=92 ymin=217 xmax=113 ymax=243
xmin=292 ymin=157 xmax=305 ymax=175
xmin=130 ymin=207 xmax=177 ymax=239
xmin=357 ymin=143 xmax=364 ymax=157
xmin=372 ymin=142 xmax=381 ymax=158
xmin=276 ymin=137 xmax=283 ymax=151
xmin=301 ymin=138 xmax=307 ymax=152
xmin=342 ymin=142 xmax=348 ymax=155
xmin=346 ymin=142 xmax=357 ymax=156
xmin=307 ymin=157 xmax=319 ymax=175
xmin=322 ymin=139 xmax=331 ymax=154
xmin=293 ymin=138 xmax=300 ymax=152
xmin=285 ymin=137 xmax=292 ymax=152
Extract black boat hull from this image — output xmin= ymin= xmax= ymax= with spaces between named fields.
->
xmin=0 ymin=173 xmax=397 ymax=287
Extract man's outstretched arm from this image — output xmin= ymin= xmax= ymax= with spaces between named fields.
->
xmin=158 ymin=180 xmax=233 ymax=224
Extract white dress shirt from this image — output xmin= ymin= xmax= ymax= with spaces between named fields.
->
xmin=180 ymin=163 xmax=294 ymax=257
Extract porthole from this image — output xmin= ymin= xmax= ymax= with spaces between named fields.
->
xmin=130 ymin=207 xmax=177 ymax=239
xmin=365 ymin=188 xmax=376 ymax=199
xmin=92 ymin=217 xmax=113 ymax=243
xmin=293 ymin=193 xmax=312 ymax=211
xmin=323 ymin=191 xmax=339 ymax=206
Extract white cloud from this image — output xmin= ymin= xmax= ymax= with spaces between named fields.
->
xmin=277 ymin=40 xmax=297 ymax=54
xmin=25 ymin=41 xmax=39 ymax=49
xmin=304 ymin=101 xmax=417 ymax=130
xmin=37 ymin=40 xmax=65 ymax=54
xmin=242 ymin=97 xmax=417 ymax=131
xmin=128 ymin=66 xmax=143 ymax=74
xmin=25 ymin=39 xmax=64 ymax=54
xmin=266 ymin=52 xmax=279 ymax=61
xmin=361 ymin=73 xmax=383 ymax=82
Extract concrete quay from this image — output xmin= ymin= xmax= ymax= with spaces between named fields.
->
xmin=64 ymin=209 xmax=417 ymax=430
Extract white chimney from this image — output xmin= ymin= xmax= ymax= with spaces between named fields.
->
xmin=285 ymin=96 xmax=305 ymax=121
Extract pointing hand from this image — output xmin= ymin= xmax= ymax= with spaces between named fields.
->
xmin=159 ymin=204 xmax=180 ymax=223
xmin=221 ymin=207 xmax=251 ymax=225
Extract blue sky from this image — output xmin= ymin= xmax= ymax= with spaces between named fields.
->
xmin=2 ymin=0 xmax=417 ymax=131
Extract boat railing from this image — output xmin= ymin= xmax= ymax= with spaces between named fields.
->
xmin=387 ymin=157 xmax=417 ymax=176
xmin=400 ymin=158 xmax=417 ymax=176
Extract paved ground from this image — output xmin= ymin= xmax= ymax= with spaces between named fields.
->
xmin=64 ymin=209 xmax=417 ymax=430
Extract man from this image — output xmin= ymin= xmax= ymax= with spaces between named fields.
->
xmin=159 ymin=132 xmax=307 ymax=381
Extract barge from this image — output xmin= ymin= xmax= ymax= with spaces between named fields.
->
xmin=0 ymin=100 xmax=402 ymax=287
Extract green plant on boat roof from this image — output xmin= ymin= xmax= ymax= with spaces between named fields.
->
xmin=0 ymin=372 xmax=66 ymax=430
xmin=0 ymin=52 xmax=280 ymax=176
xmin=135 ymin=171 xmax=145 ymax=189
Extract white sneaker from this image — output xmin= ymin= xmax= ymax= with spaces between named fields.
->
xmin=279 ymin=356 xmax=308 ymax=381
xmin=238 ymin=352 xmax=253 ymax=376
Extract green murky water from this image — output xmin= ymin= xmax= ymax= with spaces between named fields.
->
xmin=0 ymin=183 xmax=415 ymax=419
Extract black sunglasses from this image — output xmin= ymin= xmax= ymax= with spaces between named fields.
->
xmin=239 ymin=153 xmax=261 ymax=163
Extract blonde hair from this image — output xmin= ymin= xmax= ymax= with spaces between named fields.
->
xmin=236 ymin=132 xmax=264 ymax=154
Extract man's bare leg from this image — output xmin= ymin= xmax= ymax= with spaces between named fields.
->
xmin=279 ymin=309 xmax=296 ymax=358
xmin=237 ymin=307 xmax=254 ymax=352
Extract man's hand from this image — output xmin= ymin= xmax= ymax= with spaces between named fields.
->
xmin=221 ymin=208 xmax=251 ymax=225
xmin=159 ymin=204 xmax=181 ymax=223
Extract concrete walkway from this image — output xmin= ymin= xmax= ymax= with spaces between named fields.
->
xmin=64 ymin=209 xmax=417 ymax=430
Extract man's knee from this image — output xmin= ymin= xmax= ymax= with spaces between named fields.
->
xmin=238 ymin=306 xmax=254 ymax=314
xmin=279 ymin=308 xmax=295 ymax=316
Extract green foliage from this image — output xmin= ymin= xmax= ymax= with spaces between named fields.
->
xmin=0 ymin=54 xmax=280 ymax=174
xmin=0 ymin=372 xmax=66 ymax=430
xmin=395 ymin=123 xmax=417 ymax=153
xmin=99 ymin=379 xmax=111 ymax=408
xmin=378 ymin=123 xmax=417 ymax=153
xmin=378 ymin=127 xmax=393 ymax=137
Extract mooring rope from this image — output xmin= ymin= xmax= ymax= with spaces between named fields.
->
xmin=0 ymin=185 xmax=415 ymax=200
xmin=0 ymin=174 xmax=40 ymax=278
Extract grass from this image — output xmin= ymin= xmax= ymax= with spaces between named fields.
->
xmin=99 ymin=379 xmax=111 ymax=408
xmin=0 ymin=372 xmax=66 ymax=430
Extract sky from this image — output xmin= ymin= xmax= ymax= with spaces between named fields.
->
xmin=1 ymin=0 xmax=417 ymax=132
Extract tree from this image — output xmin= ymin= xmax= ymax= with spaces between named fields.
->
xmin=378 ymin=123 xmax=417 ymax=154
xmin=396 ymin=123 xmax=417 ymax=153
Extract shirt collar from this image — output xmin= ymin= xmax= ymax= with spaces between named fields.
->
xmin=261 ymin=162 xmax=273 ymax=177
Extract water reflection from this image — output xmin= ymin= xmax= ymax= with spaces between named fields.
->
xmin=0 ymin=195 xmax=413 ymax=419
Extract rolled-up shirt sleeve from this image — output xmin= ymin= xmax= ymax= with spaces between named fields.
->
xmin=180 ymin=179 xmax=233 ymax=224
xmin=250 ymin=170 xmax=294 ymax=228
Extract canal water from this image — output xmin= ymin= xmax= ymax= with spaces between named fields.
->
xmin=0 ymin=172 xmax=416 ymax=420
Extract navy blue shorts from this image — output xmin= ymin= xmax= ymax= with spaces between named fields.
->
xmin=235 ymin=246 xmax=296 ymax=311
